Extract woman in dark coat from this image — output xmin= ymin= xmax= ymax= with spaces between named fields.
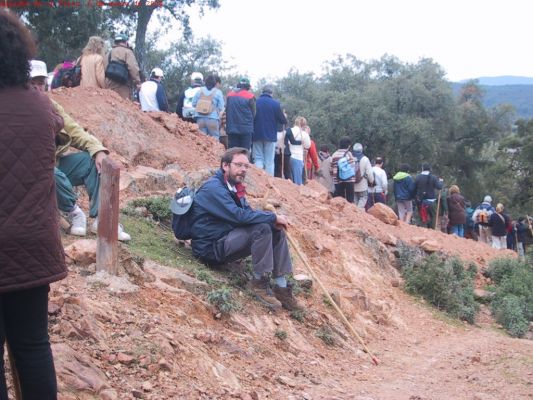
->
xmin=447 ymin=185 xmax=466 ymax=237
xmin=0 ymin=10 xmax=66 ymax=399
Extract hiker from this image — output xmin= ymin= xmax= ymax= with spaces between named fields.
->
xmin=30 ymin=60 xmax=131 ymax=242
xmin=176 ymin=72 xmax=203 ymax=123
xmin=274 ymin=110 xmax=290 ymax=179
xmin=414 ymin=163 xmax=444 ymax=229
xmin=189 ymin=147 xmax=301 ymax=311
xmin=225 ymin=77 xmax=256 ymax=150
xmin=287 ymin=116 xmax=311 ymax=186
xmin=393 ymin=163 xmax=416 ymax=223
xmin=489 ymin=203 xmax=510 ymax=250
xmin=50 ymin=58 xmax=78 ymax=89
xmin=80 ymin=36 xmax=106 ymax=89
xmin=472 ymin=195 xmax=495 ymax=244
xmin=464 ymin=200 xmax=477 ymax=240
xmin=104 ymin=34 xmax=141 ymax=100
xmin=139 ymin=67 xmax=169 ymax=112
xmin=192 ymin=74 xmax=225 ymax=139
xmin=316 ymin=145 xmax=335 ymax=196
xmin=366 ymin=156 xmax=388 ymax=210
xmin=352 ymin=143 xmax=374 ymax=209
xmin=318 ymin=144 xmax=330 ymax=162
xmin=305 ymin=127 xmax=320 ymax=180
xmin=252 ymin=85 xmax=287 ymax=176
xmin=0 ymin=11 xmax=67 ymax=399
xmin=514 ymin=217 xmax=529 ymax=257
xmin=330 ymin=137 xmax=356 ymax=203
xmin=447 ymin=185 xmax=466 ymax=237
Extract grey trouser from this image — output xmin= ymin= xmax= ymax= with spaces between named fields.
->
xmin=354 ymin=191 xmax=368 ymax=208
xmin=214 ymin=223 xmax=292 ymax=278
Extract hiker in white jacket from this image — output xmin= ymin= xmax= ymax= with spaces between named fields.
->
xmin=287 ymin=116 xmax=311 ymax=185
xmin=352 ymin=143 xmax=374 ymax=208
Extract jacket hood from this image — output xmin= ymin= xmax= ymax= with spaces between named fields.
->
xmin=393 ymin=171 xmax=410 ymax=181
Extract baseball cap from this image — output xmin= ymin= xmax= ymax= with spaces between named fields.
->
xmin=191 ymin=72 xmax=203 ymax=83
xmin=239 ymin=76 xmax=250 ymax=85
xmin=483 ymin=195 xmax=492 ymax=203
xmin=170 ymin=187 xmax=195 ymax=215
xmin=151 ymin=67 xmax=164 ymax=78
xmin=114 ymin=33 xmax=128 ymax=42
xmin=30 ymin=60 xmax=48 ymax=78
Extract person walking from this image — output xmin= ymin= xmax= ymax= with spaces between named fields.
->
xmin=330 ymin=137 xmax=356 ymax=203
xmin=225 ymin=77 xmax=256 ymax=150
xmin=192 ymin=74 xmax=224 ymax=138
xmin=139 ymin=67 xmax=169 ymax=112
xmin=79 ymin=36 xmax=106 ymax=89
xmin=352 ymin=143 xmax=374 ymax=208
xmin=414 ymin=163 xmax=443 ymax=229
xmin=366 ymin=156 xmax=388 ymax=210
xmin=287 ymin=116 xmax=311 ymax=185
xmin=104 ymin=33 xmax=141 ymax=100
xmin=0 ymin=11 xmax=67 ymax=399
xmin=489 ymin=203 xmax=510 ymax=249
xmin=393 ymin=163 xmax=416 ymax=223
xmin=252 ymin=85 xmax=287 ymax=176
xmin=447 ymin=185 xmax=466 ymax=237
xmin=176 ymin=72 xmax=203 ymax=123
xmin=472 ymin=195 xmax=495 ymax=244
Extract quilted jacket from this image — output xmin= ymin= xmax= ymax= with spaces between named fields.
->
xmin=0 ymin=87 xmax=67 ymax=294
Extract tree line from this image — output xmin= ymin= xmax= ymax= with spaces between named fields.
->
xmin=14 ymin=1 xmax=533 ymax=216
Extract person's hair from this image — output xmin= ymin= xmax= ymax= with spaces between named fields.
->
xmin=375 ymin=157 xmax=383 ymax=165
xmin=82 ymin=36 xmax=105 ymax=57
xmin=205 ymin=74 xmax=216 ymax=90
xmin=399 ymin=163 xmax=410 ymax=172
xmin=294 ymin=116 xmax=307 ymax=128
xmin=320 ymin=144 xmax=329 ymax=153
xmin=214 ymin=75 xmax=221 ymax=85
xmin=496 ymin=203 xmax=504 ymax=213
xmin=449 ymin=184 xmax=460 ymax=195
xmin=220 ymin=147 xmax=249 ymax=168
xmin=338 ymin=136 xmax=351 ymax=150
xmin=422 ymin=163 xmax=431 ymax=172
xmin=0 ymin=10 xmax=37 ymax=89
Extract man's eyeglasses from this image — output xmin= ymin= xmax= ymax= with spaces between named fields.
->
xmin=230 ymin=162 xmax=251 ymax=170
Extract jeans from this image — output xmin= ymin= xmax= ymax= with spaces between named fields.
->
xmin=290 ymin=157 xmax=304 ymax=185
xmin=55 ymin=151 xmax=100 ymax=217
xmin=252 ymin=141 xmax=276 ymax=176
xmin=196 ymin=117 xmax=220 ymax=139
xmin=228 ymin=133 xmax=251 ymax=151
xmin=213 ymin=224 xmax=292 ymax=278
xmin=334 ymin=182 xmax=355 ymax=203
xmin=0 ymin=285 xmax=57 ymax=400
xmin=365 ymin=192 xmax=385 ymax=211
xmin=450 ymin=224 xmax=464 ymax=237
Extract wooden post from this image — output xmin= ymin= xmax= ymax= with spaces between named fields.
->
xmin=96 ymin=157 xmax=120 ymax=275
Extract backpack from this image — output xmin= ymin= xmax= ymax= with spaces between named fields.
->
xmin=195 ymin=91 xmax=214 ymax=115
xmin=170 ymin=187 xmax=196 ymax=240
xmin=182 ymin=87 xmax=201 ymax=118
xmin=51 ymin=62 xmax=81 ymax=89
xmin=337 ymin=150 xmax=355 ymax=181
xmin=354 ymin=158 xmax=363 ymax=184
xmin=105 ymin=52 xmax=129 ymax=84
xmin=476 ymin=209 xmax=490 ymax=225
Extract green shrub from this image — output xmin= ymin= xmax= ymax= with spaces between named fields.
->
xmin=196 ymin=269 xmax=214 ymax=285
xmin=486 ymin=257 xmax=524 ymax=284
xmin=489 ymin=259 xmax=533 ymax=337
xmin=315 ymin=326 xmax=335 ymax=346
xmin=207 ymin=287 xmax=240 ymax=314
xmin=274 ymin=330 xmax=288 ymax=341
xmin=128 ymin=196 xmax=172 ymax=222
xmin=402 ymin=254 xmax=479 ymax=323
xmin=289 ymin=309 xmax=305 ymax=323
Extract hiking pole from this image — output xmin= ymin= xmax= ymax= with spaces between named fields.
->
xmin=264 ymin=204 xmax=380 ymax=366
xmin=7 ymin=343 xmax=22 ymax=400
xmin=434 ymin=190 xmax=442 ymax=230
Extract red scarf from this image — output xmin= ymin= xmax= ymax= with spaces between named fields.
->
xmin=224 ymin=174 xmax=247 ymax=200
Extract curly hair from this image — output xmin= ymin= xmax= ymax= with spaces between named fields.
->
xmin=0 ymin=10 xmax=36 ymax=89
xmin=82 ymin=36 xmax=105 ymax=57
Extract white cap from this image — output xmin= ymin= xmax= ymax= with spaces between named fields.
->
xmin=191 ymin=72 xmax=203 ymax=82
xmin=151 ymin=67 xmax=164 ymax=78
xmin=30 ymin=60 xmax=48 ymax=78
xmin=483 ymin=195 xmax=492 ymax=203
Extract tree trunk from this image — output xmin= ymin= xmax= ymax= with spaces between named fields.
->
xmin=134 ymin=1 xmax=156 ymax=74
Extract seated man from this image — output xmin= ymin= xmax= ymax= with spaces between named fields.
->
xmin=189 ymin=147 xmax=300 ymax=311
xmin=29 ymin=60 xmax=130 ymax=241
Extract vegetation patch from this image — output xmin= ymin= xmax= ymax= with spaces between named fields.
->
xmin=123 ymin=196 xmax=173 ymax=223
xmin=274 ymin=330 xmax=288 ymax=341
xmin=487 ymin=257 xmax=533 ymax=338
xmin=400 ymin=253 xmax=479 ymax=324
xmin=315 ymin=326 xmax=335 ymax=346
xmin=207 ymin=287 xmax=240 ymax=315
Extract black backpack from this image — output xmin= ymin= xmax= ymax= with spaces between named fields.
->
xmin=105 ymin=52 xmax=129 ymax=84
xmin=51 ymin=63 xmax=81 ymax=89
xmin=170 ymin=187 xmax=196 ymax=240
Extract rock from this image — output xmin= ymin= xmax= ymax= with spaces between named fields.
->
xmin=420 ymin=240 xmax=440 ymax=253
xmin=117 ymin=352 xmax=135 ymax=365
xmin=48 ymin=301 xmax=62 ymax=315
xmin=391 ymin=278 xmax=400 ymax=287
xmin=158 ymin=357 xmax=172 ymax=371
xmin=141 ymin=381 xmax=153 ymax=392
xmin=132 ymin=389 xmax=144 ymax=399
xmin=367 ymin=203 xmax=399 ymax=226
xmin=293 ymin=274 xmax=313 ymax=290
xmin=277 ymin=375 xmax=297 ymax=388
xmin=120 ymin=165 xmax=179 ymax=193
xmin=64 ymin=239 xmax=97 ymax=266
xmin=474 ymin=288 xmax=493 ymax=302
xmin=99 ymin=389 xmax=119 ymax=400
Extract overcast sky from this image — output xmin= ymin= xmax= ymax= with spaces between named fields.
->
xmin=183 ymin=0 xmax=531 ymax=84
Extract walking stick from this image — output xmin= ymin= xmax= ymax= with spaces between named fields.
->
xmin=7 ymin=343 xmax=22 ymax=400
xmin=264 ymin=204 xmax=380 ymax=365
xmin=527 ymin=215 xmax=533 ymax=239
xmin=434 ymin=190 xmax=442 ymax=230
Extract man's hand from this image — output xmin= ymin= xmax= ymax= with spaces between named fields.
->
xmin=275 ymin=214 xmax=289 ymax=230
xmin=94 ymin=151 xmax=108 ymax=173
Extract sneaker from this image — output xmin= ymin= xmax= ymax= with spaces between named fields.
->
xmin=247 ymin=276 xmax=282 ymax=310
xmin=273 ymin=285 xmax=302 ymax=311
xmin=69 ymin=205 xmax=87 ymax=236
xmin=91 ymin=218 xmax=132 ymax=242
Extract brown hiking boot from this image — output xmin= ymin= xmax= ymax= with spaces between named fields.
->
xmin=272 ymin=285 xmax=302 ymax=311
xmin=248 ymin=277 xmax=282 ymax=310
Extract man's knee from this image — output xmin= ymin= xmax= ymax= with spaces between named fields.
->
xmin=251 ymin=223 xmax=272 ymax=238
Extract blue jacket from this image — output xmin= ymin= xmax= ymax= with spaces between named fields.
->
xmin=393 ymin=171 xmax=415 ymax=201
xmin=253 ymin=94 xmax=287 ymax=142
xmin=225 ymin=89 xmax=256 ymax=135
xmin=190 ymin=170 xmax=276 ymax=261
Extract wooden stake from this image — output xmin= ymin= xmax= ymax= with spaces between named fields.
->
xmin=434 ymin=190 xmax=442 ymax=230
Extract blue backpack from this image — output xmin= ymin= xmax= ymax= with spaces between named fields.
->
xmin=170 ymin=187 xmax=196 ymax=240
xmin=337 ymin=149 xmax=355 ymax=181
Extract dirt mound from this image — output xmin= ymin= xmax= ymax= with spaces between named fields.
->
xmin=39 ymin=87 xmax=531 ymax=399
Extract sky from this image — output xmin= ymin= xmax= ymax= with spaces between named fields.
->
xmin=182 ymin=0 xmax=532 ymax=84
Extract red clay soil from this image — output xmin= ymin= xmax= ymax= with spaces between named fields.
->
xmin=38 ymin=87 xmax=532 ymax=400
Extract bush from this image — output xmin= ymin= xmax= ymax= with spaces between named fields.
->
xmin=127 ymin=196 xmax=172 ymax=222
xmin=315 ymin=326 xmax=335 ymax=346
xmin=402 ymin=254 xmax=479 ymax=323
xmin=489 ymin=258 xmax=533 ymax=337
xmin=207 ymin=287 xmax=240 ymax=314
xmin=486 ymin=257 xmax=524 ymax=284
xmin=274 ymin=330 xmax=288 ymax=341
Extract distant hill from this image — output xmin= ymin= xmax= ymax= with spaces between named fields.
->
xmin=451 ymin=76 xmax=533 ymax=119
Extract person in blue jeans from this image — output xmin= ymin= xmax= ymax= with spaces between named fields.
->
xmin=192 ymin=74 xmax=225 ymax=139
xmin=447 ymin=184 xmax=466 ymax=237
